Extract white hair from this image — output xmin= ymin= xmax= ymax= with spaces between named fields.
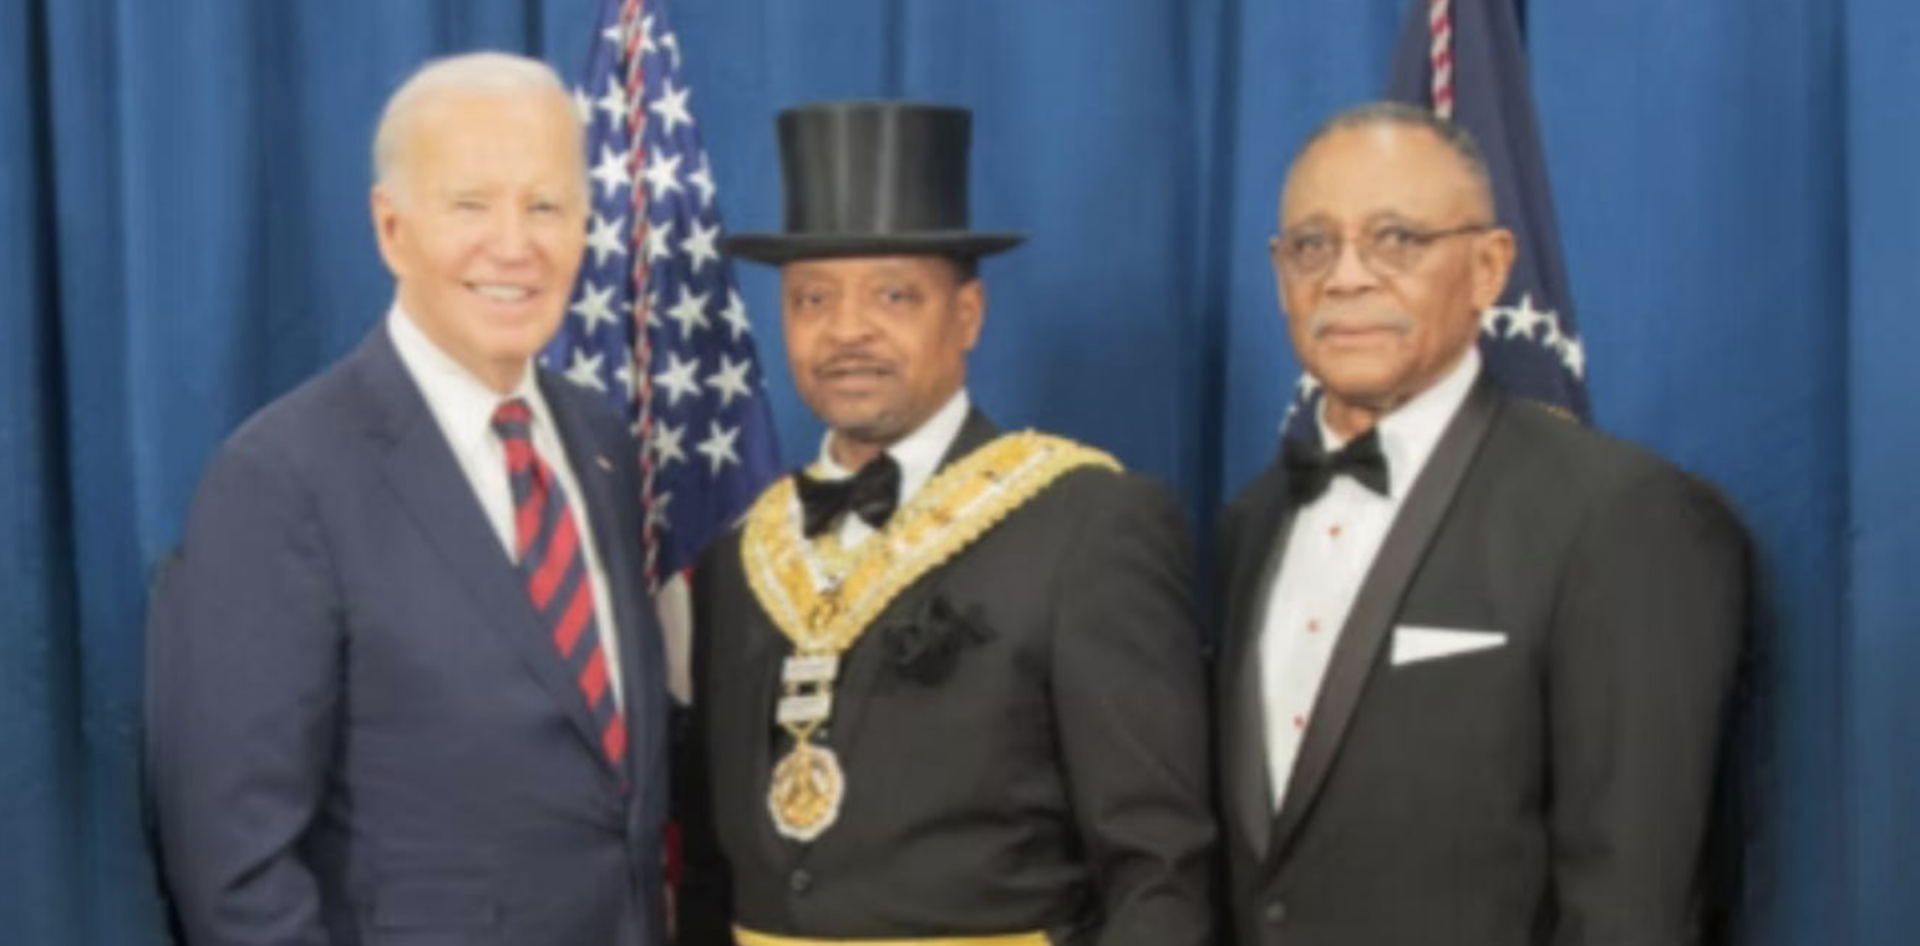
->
xmin=371 ymin=51 xmax=581 ymax=194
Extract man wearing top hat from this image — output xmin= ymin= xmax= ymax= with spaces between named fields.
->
xmin=674 ymin=102 xmax=1217 ymax=946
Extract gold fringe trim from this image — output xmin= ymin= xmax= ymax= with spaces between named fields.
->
xmin=741 ymin=431 xmax=1119 ymax=657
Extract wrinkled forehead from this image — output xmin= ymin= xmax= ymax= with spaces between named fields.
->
xmin=400 ymin=88 xmax=583 ymax=171
xmin=1280 ymin=124 xmax=1486 ymax=227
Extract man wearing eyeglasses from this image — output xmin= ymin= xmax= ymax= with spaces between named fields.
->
xmin=1213 ymin=102 xmax=1749 ymax=946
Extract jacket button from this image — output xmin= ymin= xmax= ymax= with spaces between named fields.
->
xmin=1263 ymin=900 xmax=1287 ymax=925
xmin=789 ymin=869 xmax=813 ymax=894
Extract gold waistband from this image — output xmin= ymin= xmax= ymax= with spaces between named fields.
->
xmin=732 ymin=927 xmax=1049 ymax=946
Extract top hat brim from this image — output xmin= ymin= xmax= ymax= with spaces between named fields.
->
xmin=722 ymin=230 xmax=1026 ymax=266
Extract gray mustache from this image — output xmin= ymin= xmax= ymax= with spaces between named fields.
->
xmin=1308 ymin=307 xmax=1414 ymax=338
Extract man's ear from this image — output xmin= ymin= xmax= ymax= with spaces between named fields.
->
xmin=957 ymin=276 xmax=985 ymax=352
xmin=1471 ymin=227 xmax=1516 ymax=310
xmin=371 ymin=184 xmax=408 ymax=279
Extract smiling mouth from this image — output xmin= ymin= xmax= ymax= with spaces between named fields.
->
xmin=468 ymin=282 xmax=537 ymax=303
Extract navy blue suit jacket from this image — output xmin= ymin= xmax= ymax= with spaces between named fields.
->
xmin=148 ymin=327 xmax=669 ymax=946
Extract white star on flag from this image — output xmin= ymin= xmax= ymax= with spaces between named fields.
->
xmin=565 ymin=349 xmax=607 ymax=392
xmin=644 ymin=289 xmax=666 ymax=329
xmin=572 ymin=88 xmax=593 ymax=126
xmin=649 ymin=78 xmax=693 ymax=136
xmin=688 ymin=155 xmax=716 ymax=208
xmin=541 ymin=0 xmax=782 ymax=706
xmin=1559 ymin=335 xmax=1587 ymax=379
xmin=569 ymin=280 xmax=620 ymax=332
xmin=665 ymin=288 xmax=710 ymax=340
xmin=643 ymin=217 xmax=675 ymax=263
xmin=589 ymin=145 xmax=630 ymax=200
xmin=642 ymin=151 xmax=683 ymax=199
xmin=705 ymin=353 xmax=754 ymax=408
xmin=681 ymin=219 xmax=720 ymax=273
xmin=586 ymin=213 xmax=627 ymax=268
xmin=614 ymin=352 xmax=637 ymax=400
xmin=653 ymin=351 xmax=701 ymax=406
xmin=646 ymin=489 xmax=673 ymax=532
xmin=695 ymin=421 xmax=741 ymax=474
xmin=594 ymin=75 xmax=628 ymax=134
xmin=717 ymin=289 xmax=751 ymax=341
xmin=1494 ymin=293 xmax=1547 ymax=340
xmin=652 ymin=420 xmax=687 ymax=469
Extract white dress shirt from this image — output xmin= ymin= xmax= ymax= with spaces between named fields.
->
xmin=1257 ymin=347 xmax=1481 ymax=808
xmin=387 ymin=305 xmax=624 ymax=705
xmin=809 ymin=388 xmax=972 ymax=548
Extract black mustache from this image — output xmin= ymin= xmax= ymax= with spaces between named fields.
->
xmin=814 ymin=354 xmax=895 ymax=376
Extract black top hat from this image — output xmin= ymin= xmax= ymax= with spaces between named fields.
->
xmin=722 ymin=101 xmax=1025 ymax=265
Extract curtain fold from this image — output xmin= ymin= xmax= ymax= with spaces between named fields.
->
xmin=0 ymin=1 xmax=1905 ymax=943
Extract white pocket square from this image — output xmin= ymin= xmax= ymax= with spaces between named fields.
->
xmin=1390 ymin=625 xmax=1507 ymax=666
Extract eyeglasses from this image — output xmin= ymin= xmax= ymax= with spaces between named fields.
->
xmin=1272 ymin=220 xmax=1495 ymax=280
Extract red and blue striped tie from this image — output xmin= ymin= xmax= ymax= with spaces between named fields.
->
xmin=491 ymin=398 xmax=627 ymax=770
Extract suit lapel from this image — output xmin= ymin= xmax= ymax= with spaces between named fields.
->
xmin=1218 ymin=459 xmax=1295 ymax=861
xmin=542 ymin=373 xmax=658 ymax=789
xmin=351 ymin=331 xmax=616 ymax=782
xmin=1265 ymin=378 xmax=1503 ymax=865
xmin=937 ymin=407 xmax=1000 ymax=469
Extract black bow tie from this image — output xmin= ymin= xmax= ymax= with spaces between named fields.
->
xmin=794 ymin=454 xmax=902 ymax=538
xmin=1282 ymin=428 xmax=1390 ymax=505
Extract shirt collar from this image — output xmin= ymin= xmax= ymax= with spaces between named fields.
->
xmin=814 ymin=388 xmax=972 ymax=507
xmin=1317 ymin=346 xmax=1481 ymax=501
xmin=386 ymin=301 xmax=546 ymax=455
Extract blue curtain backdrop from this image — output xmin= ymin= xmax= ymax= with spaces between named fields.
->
xmin=0 ymin=0 xmax=1910 ymax=943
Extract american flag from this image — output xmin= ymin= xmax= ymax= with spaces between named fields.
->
xmin=542 ymin=0 xmax=780 ymax=701
xmin=1285 ymin=0 xmax=1588 ymax=437
xmin=1387 ymin=0 xmax=1589 ymax=419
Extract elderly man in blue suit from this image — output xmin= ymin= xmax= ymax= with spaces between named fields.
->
xmin=147 ymin=52 xmax=669 ymax=946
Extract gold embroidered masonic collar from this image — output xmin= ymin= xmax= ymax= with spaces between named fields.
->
xmin=740 ymin=430 xmax=1120 ymax=841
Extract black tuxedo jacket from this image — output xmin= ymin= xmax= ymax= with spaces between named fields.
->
xmin=678 ymin=411 xmax=1217 ymax=946
xmin=1215 ymin=380 xmax=1748 ymax=946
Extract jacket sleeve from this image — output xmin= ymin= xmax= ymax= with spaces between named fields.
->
xmin=147 ymin=437 xmax=342 ymax=946
xmin=1546 ymin=469 xmax=1749 ymax=946
xmin=1049 ymin=473 xmax=1220 ymax=946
